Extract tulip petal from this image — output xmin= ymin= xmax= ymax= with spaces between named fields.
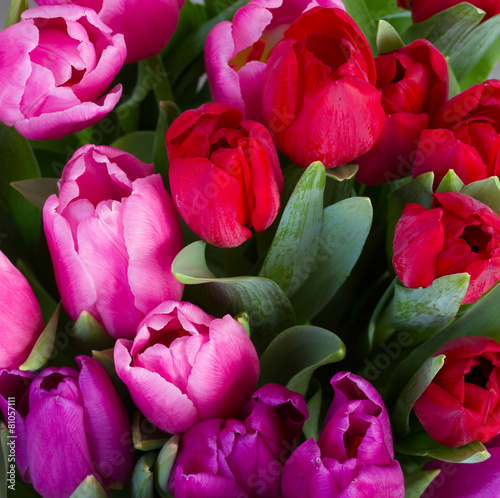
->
xmin=173 ymin=468 xmax=247 ymax=498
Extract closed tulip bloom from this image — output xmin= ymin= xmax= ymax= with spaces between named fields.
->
xmin=36 ymin=0 xmax=185 ymax=63
xmin=262 ymin=7 xmax=385 ymax=169
xmin=114 ymin=301 xmax=260 ymax=435
xmin=43 ymin=145 xmax=183 ymax=339
xmin=168 ymin=384 xmax=308 ymax=497
xmin=205 ymin=0 xmax=345 ymax=121
xmin=0 ymin=251 xmax=43 ymax=369
xmin=0 ymin=5 xmax=126 ymax=140
xmin=0 ymin=357 xmax=134 ymax=498
xmin=166 ymin=102 xmax=283 ymax=247
xmin=281 ymin=372 xmax=404 ymax=498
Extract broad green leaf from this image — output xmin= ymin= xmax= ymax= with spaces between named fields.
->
xmin=132 ymin=411 xmax=169 ymax=452
xmin=20 ymin=304 xmax=60 ymax=372
xmin=396 ymin=432 xmax=490 ymax=463
xmin=291 ymin=197 xmax=373 ymax=323
xmin=384 ymin=274 xmax=470 ymax=330
xmin=173 ymin=241 xmax=295 ymax=353
xmin=447 ymin=61 xmax=462 ymax=99
xmin=259 ymin=162 xmax=325 ymax=297
xmin=153 ymin=101 xmax=180 ymax=180
xmin=5 ymin=0 xmax=28 ymax=27
xmin=391 ymin=355 xmax=445 ymax=437
xmin=0 ymin=124 xmax=41 ymax=247
xmin=10 ymin=178 xmax=58 ymax=211
xmin=110 ymin=131 xmax=155 ymax=164
xmin=376 ymin=20 xmax=404 ymax=54
xmin=259 ymin=325 xmax=346 ymax=396
xmin=462 ymin=177 xmax=500 ymax=216
xmin=366 ymin=278 xmax=396 ymax=351
xmin=436 ymin=169 xmax=464 ymax=193
xmin=72 ymin=311 xmax=114 ymax=352
xmin=342 ymin=0 xmax=378 ymax=53
xmin=404 ymin=469 xmax=441 ymax=498
xmin=131 ymin=452 xmax=157 ymax=498
xmin=302 ymin=379 xmax=322 ymax=441
xmin=323 ymin=165 xmax=358 ymax=206
xmin=70 ymin=476 xmax=107 ymax=498
xmin=155 ymin=435 xmax=181 ymax=497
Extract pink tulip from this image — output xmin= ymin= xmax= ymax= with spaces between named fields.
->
xmin=114 ymin=301 xmax=260 ymax=434
xmin=205 ymin=0 xmax=345 ymax=122
xmin=0 ymin=251 xmax=43 ymax=369
xmin=0 ymin=5 xmax=126 ymax=140
xmin=43 ymin=145 xmax=184 ymax=339
xmin=35 ymin=0 xmax=184 ymax=63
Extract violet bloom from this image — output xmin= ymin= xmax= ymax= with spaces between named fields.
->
xmin=205 ymin=0 xmax=345 ymax=122
xmin=114 ymin=301 xmax=260 ymax=435
xmin=0 ymin=251 xmax=43 ymax=368
xmin=0 ymin=5 xmax=126 ymax=140
xmin=168 ymin=383 xmax=308 ymax=497
xmin=0 ymin=357 xmax=134 ymax=498
xmin=43 ymin=145 xmax=184 ymax=339
xmin=282 ymin=372 xmax=405 ymax=497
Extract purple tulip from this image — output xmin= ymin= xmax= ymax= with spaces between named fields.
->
xmin=43 ymin=145 xmax=184 ymax=339
xmin=36 ymin=0 xmax=185 ymax=63
xmin=168 ymin=383 xmax=308 ymax=497
xmin=114 ymin=301 xmax=260 ymax=435
xmin=0 ymin=251 xmax=43 ymax=369
xmin=0 ymin=5 xmax=125 ymax=140
xmin=281 ymin=372 xmax=405 ymax=497
xmin=0 ymin=356 xmax=134 ymax=498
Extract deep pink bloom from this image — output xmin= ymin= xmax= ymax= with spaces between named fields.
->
xmin=114 ymin=301 xmax=260 ymax=435
xmin=205 ymin=0 xmax=345 ymax=121
xmin=166 ymin=102 xmax=283 ymax=247
xmin=281 ymin=372 xmax=405 ymax=498
xmin=393 ymin=191 xmax=500 ymax=304
xmin=356 ymin=39 xmax=449 ymax=185
xmin=0 ymin=357 xmax=134 ymax=498
xmin=0 ymin=251 xmax=43 ymax=369
xmin=43 ymin=145 xmax=184 ymax=339
xmin=414 ymin=337 xmax=500 ymax=447
xmin=0 ymin=5 xmax=126 ymax=140
xmin=168 ymin=383 xmax=308 ymax=497
xmin=36 ymin=0 xmax=184 ymax=63
xmin=412 ymin=80 xmax=500 ymax=187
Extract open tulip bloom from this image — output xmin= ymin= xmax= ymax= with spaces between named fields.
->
xmin=2 ymin=0 xmax=500 ymax=496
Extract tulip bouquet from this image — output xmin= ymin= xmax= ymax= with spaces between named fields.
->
xmin=1 ymin=0 xmax=500 ymax=496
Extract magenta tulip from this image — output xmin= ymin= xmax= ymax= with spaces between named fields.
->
xmin=0 ymin=5 xmax=126 ymax=140
xmin=281 ymin=372 xmax=405 ymax=498
xmin=114 ymin=301 xmax=260 ymax=435
xmin=43 ymin=145 xmax=184 ymax=339
xmin=168 ymin=383 xmax=308 ymax=497
xmin=0 ymin=357 xmax=134 ymax=498
xmin=205 ymin=0 xmax=345 ymax=122
xmin=36 ymin=0 xmax=184 ymax=63
xmin=0 ymin=251 xmax=43 ymax=369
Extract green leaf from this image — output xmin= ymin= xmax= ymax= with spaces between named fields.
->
xmin=69 ymin=475 xmax=107 ymax=498
xmin=302 ymin=379 xmax=322 ymax=441
xmin=131 ymin=452 xmax=157 ymax=498
xmin=342 ymin=0 xmax=378 ymax=53
xmin=132 ymin=411 xmax=169 ymax=452
xmin=403 ymin=469 xmax=441 ymax=498
xmin=366 ymin=278 xmax=397 ymax=351
xmin=10 ymin=178 xmax=58 ymax=211
xmin=462 ymin=176 xmax=500 ymax=216
xmin=391 ymin=354 xmax=446 ymax=437
xmin=155 ymin=435 xmax=181 ymax=497
xmin=0 ymin=123 xmax=41 ymax=247
xmin=173 ymin=241 xmax=295 ymax=354
xmin=376 ymin=20 xmax=404 ymax=54
xmin=259 ymin=162 xmax=325 ymax=297
xmin=19 ymin=304 xmax=60 ymax=372
xmin=5 ymin=0 xmax=28 ymax=27
xmin=436 ymin=169 xmax=465 ymax=193
xmin=110 ymin=131 xmax=155 ymax=164
xmin=291 ymin=197 xmax=373 ymax=323
xmin=384 ymin=274 xmax=470 ymax=330
xmin=153 ymin=101 xmax=180 ymax=181
xmin=447 ymin=61 xmax=462 ymax=99
xmin=259 ymin=325 xmax=346 ymax=396
xmin=323 ymin=165 xmax=358 ymax=207
xmin=72 ymin=311 xmax=114 ymax=352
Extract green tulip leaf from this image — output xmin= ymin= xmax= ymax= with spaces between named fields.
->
xmin=153 ymin=101 xmax=180 ymax=181
xmin=391 ymin=354 xmax=446 ymax=438
xmin=342 ymin=0 xmax=378 ymax=52
xmin=110 ymin=131 xmax=155 ymax=164
xmin=323 ymin=165 xmax=358 ymax=207
xmin=10 ymin=178 xmax=59 ymax=211
xmin=70 ymin=476 xmax=107 ymax=498
xmin=155 ymin=435 xmax=181 ymax=497
xmin=5 ymin=0 xmax=29 ymax=27
xmin=259 ymin=161 xmax=325 ymax=298
xmin=376 ymin=20 xmax=404 ymax=55
xmin=131 ymin=452 xmax=157 ymax=498
xmin=384 ymin=274 xmax=470 ymax=330
xmin=259 ymin=325 xmax=346 ymax=397
xmin=366 ymin=278 xmax=397 ymax=351
xmin=132 ymin=410 xmax=170 ymax=452
xmin=72 ymin=311 xmax=114 ymax=352
xmin=462 ymin=177 xmax=500 ymax=216
xmin=19 ymin=304 xmax=61 ymax=372
xmin=403 ymin=469 xmax=441 ymax=498
xmin=172 ymin=241 xmax=295 ymax=354
xmin=302 ymin=379 xmax=322 ymax=442
xmin=436 ymin=169 xmax=464 ymax=193
xmin=291 ymin=197 xmax=373 ymax=323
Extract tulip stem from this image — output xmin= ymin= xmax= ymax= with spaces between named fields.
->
xmin=143 ymin=54 xmax=175 ymax=104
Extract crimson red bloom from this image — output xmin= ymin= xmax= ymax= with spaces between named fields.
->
xmin=393 ymin=191 xmax=500 ymax=304
xmin=166 ymin=103 xmax=283 ymax=247
xmin=261 ymin=7 xmax=384 ymax=169
xmin=356 ymin=39 xmax=448 ymax=185
xmin=414 ymin=336 xmax=500 ymax=447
